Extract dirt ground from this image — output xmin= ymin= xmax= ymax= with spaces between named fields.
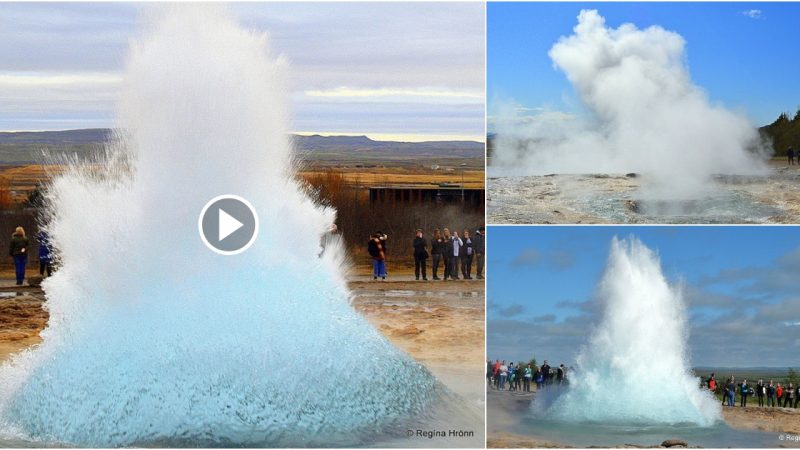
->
xmin=0 ymin=290 xmax=47 ymax=362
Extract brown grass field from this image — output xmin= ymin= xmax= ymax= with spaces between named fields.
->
xmin=0 ymin=163 xmax=484 ymax=202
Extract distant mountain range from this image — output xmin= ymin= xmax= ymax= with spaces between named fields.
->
xmin=0 ymin=128 xmax=484 ymax=164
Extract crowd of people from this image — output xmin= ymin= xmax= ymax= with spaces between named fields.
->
xmin=705 ymin=373 xmax=799 ymax=408
xmin=486 ymin=359 xmax=568 ymax=392
xmin=7 ymin=226 xmax=53 ymax=285
xmin=368 ymin=227 xmax=485 ymax=281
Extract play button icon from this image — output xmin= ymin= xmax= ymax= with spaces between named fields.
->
xmin=198 ymin=195 xmax=259 ymax=255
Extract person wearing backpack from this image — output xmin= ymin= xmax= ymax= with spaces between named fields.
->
xmin=412 ymin=229 xmax=429 ymax=281
xmin=9 ymin=226 xmax=29 ymax=286
xmin=367 ymin=233 xmax=386 ymax=280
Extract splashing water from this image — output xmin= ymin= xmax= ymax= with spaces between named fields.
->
xmin=0 ymin=6 xmax=438 ymax=446
xmin=544 ymin=236 xmax=721 ymax=426
xmin=493 ymin=10 xmax=770 ymax=201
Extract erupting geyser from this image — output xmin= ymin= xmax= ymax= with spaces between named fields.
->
xmin=494 ymin=10 xmax=769 ymax=200
xmin=0 ymin=6 xmax=437 ymax=446
xmin=546 ymin=236 xmax=720 ymax=426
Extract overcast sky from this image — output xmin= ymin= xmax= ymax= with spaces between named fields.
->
xmin=488 ymin=226 xmax=800 ymax=368
xmin=0 ymin=2 xmax=485 ymax=142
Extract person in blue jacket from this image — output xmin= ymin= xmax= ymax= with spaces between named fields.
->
xmin=739 ymin=379 xmax=750 ymax=407
xmin=37 ymin=230 xmax=53 ymax=277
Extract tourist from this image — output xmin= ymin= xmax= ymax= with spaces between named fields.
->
xmin=535 ymin=366 xmax=544 ymax=390
xmin=378 ymin=232 xmax=388 ymax=276
xmin=789 ymin=146 xmax=796 ymax=165
xmin=37 ymin=230 xmax=53 ymax=277
xmin=795 ymin=384 xmax=800 ymax=408
xmin=493 ymin=359 xmax=501 ymax=389
xmin=726 ymin=377 xmax=735 ymax=407
xmin=499 ymin=361 xmax=508 ymax=390
xmin=523 ymin=364 xmax=532 ymax=392
xmin=461 ymin=229 xmax=474 ymax=279
xmin=431 ymin=229 xmax=444 ymax=280
xmin=474 ymin=227 xmax=485 ymax=279
xmin=707 ymin=373 xmax=717 ymax=392
xmin=784 ymin=383 xmax=795 ymax=408
xmin=740 ymin=379 xmax=749 ymax=407
xmin=367 ymin=233 xmax=386 ymax=280
xmin=442 ymin=228 xmax=453 ymax=280
xmin=767 ymin=380 xmax=776 ymax=407
xmin=450 ymin=231 xmax=463 ymax=280
xmin=777 ymin=383 xmax=784 ymax=406
xmin=487 ymin=360 xmax=493 ymax=387
xmin=9 ymin=226 xmax=29 ymax=286
xmin=756 ymin=379 xmax=765 ymax=407
xmin=508 ymin=363 xmax=516 ymax=391
xmin=541 ymin=361 xmax=551 ymax=387
xmin=412 ymin=229 xmax=428 ymax=281
xmin=557 ymin=364 xmax=567 ymax=385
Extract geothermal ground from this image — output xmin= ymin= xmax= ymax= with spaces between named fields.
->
xmin=488 ymin=160 xmax=800 ymax=224
xmin=486 ymin=387 xmax=800 ymax=448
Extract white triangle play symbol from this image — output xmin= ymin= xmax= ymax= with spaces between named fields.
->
xmin=218 ymin=208 xmax=244 ymax=241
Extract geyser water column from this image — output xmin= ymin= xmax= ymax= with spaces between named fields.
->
xmin=546 ymin=236 xmax=720 ymax=426
xmin=494 ymin=10 xmax=769 ymax=200
xmin=0 ymin=5 xmax=439 ymax=447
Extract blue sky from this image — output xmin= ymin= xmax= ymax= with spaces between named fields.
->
xmin=0 ymin=3 xmax=484 ymax=141
xmin=488 ymin=2 xmax=800 ymax=130
xmin=487 ymin=226 xmax=800 ymax=367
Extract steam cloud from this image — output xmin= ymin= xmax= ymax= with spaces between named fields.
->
xmin=493 ymin=10 xmax=770 ymax=199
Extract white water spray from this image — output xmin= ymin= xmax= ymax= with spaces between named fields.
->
xmin=493 ymin=10 xmax=769 ymax=200
xmin=0 ymin=6 xmax=437 ymax=446
xmin=548 ymin=236 xmax=721 ymax=426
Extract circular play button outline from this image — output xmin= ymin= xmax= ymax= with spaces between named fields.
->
xmin=198 ymin=194 xmax=259 ymax=256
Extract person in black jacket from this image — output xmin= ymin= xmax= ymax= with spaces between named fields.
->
xmin=431 ymin=229 xmax=444 ymax=280
xmin=461 ymin=229 xmax=474 ymax=279
xmin=473 ymin=227 xmax=485 ymax=279
xmin=756 ymin=379 xmax=765 ymax=407
xmin=9 ymin=226 xmax=29 ymax=286
xmin=413 ymin=229 xmax=429 ymax=281
xmin=766 ymin=380 xmax=776 ymax=407
xmin=442 ymin=228 xmax=453 ymax=281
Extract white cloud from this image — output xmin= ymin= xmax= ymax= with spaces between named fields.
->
xmin=304 ymin=87 xmax=482 ymax=101
xmin=0 ymin=3 xmax=485 ymax=137
xmin=741 ymin=9 xmax=762 ymax=19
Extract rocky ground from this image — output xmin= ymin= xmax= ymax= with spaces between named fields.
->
xmin=488 ymin=160 xmax=800 ymax=224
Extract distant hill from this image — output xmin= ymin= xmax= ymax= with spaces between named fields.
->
xmin=0 ymin=129 xmax=484 ymax=164
xmin=760 ymin=110 xmax=800 ymax=156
